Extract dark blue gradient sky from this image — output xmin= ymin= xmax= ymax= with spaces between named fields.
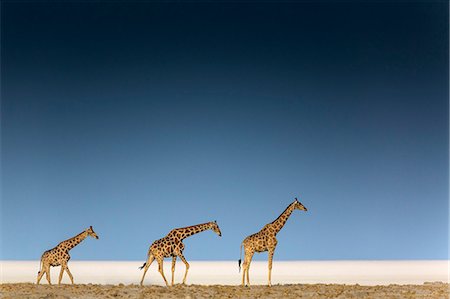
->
xmin=1 ymin=1 xmax=448 ymax=261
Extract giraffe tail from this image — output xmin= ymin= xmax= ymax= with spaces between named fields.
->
xmin=238 ymin=243 xmax=243 ymax=272
xmin=37 ymin=257 xmax=43 ymax=275
xmin=139 ymin=248 xmax=152 ymax=270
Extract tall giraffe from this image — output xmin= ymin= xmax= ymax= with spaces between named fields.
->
xmin=36 ymin=226 xmax=99 ymax=285
xmin=239 ymin=198 xmax=307 ymax=287
xmin=139 ymin=221 xmax=222 ymax=286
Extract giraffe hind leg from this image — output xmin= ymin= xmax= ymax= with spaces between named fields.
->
xmin=245 ymin=250 xmax=254 ymax=287
xmin=36 ymin=269 xmax=45 ymax=285
xmin=241 ymin=257 xmax=246 ymax=286
xmin=45 ymin=265 xmax=52 ymax=285
xmin=140 ymin=254 xmax=155 ymax=286
xmin=268 ymin=248 xmax=275 ymax=287
xmin=157 ymin=257 xmax=169 ymax=287
xmin=246 ymin=263 xmax=250 ymax=286
xmin=241 ymin=248 xmax=253 ymax=287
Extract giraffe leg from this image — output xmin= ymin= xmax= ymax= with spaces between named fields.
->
xmin=157 ymin=258 xmax=169 ymax=287
xmin=65 ymin=265 xmax=74 ymax=284
xmin=58 ymin=266 xmax=65 ymax=285
xmin=178 ymin=254 xmax=190 ymax=285
xmin=241 ymin=248 xmax=254 ymax=287
xmin=268 ymin=248 xmax=275 ymax=287
xmin=36 ymin=269 xmax=45 ymax=285
xmin=140 ymin=254 xmax=155 ymax=286
xmin=45 ymin=266 xmax=52 ymax=285
xmin=245 ymin=251 xmax=254 ymax=287
xmin=241 ymin=257 xmax=246 ymax=286
xmin=171 ymin=256 xmax=176 ymax=286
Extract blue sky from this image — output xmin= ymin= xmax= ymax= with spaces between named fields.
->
xmin=1 ymin=1 xmax=448 ymax=261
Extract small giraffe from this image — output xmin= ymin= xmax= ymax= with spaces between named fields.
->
xmin=36 ymin=226 xmax=99 ymax=285
xmin=139 ymin=221 xmax=222 ymax=286
xmin=239 ymin=198 xmax=307 ymax=287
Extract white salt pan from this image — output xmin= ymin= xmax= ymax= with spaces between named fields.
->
xmin=1 ymin=260 xmax=448 ymax=286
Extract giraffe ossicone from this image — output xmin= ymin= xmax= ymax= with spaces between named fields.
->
xmin=36 ymin=226 xmax=99 ymax=285
xmin=139 ymin=221 xmax=222 ymax=287
xmin=239 ymin=198 xmax=307 ymax=287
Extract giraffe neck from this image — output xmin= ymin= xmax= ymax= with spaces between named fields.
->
xmin=270 ymin=203 xmax=296 ymax=234
xmin=62 ymin=231 xmax=89 ymax=251
xmin=179 ymin=223 xmax=211 ymax=240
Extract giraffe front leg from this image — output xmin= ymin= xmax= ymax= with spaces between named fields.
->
xmin=140 ymin=254 xmax=155 ymax=286
xmin=171 ymin=256 xmax=176 ymax=286
xmin=58 ymin=266 xmax=65 ymax=285
xmin=157 ymin=258 xmax=169 ymax=287
xmin=268 ymin=248 xmax=276 ymax=287
xmin=65 ymin=265 xmax=74 ymax=284
xmin=178 ymin=254 xmax=190 ymax=285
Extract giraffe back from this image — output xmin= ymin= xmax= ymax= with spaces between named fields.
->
xmin=150 ymin=235 xmax=184 ymax=258
xmin=41 ymin=245 xmax=70 ymax=267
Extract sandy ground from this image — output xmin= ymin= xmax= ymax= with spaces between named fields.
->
xmin=1 ymin=282 xmax=449 ymax=299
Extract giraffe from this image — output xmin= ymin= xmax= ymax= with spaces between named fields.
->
xmin=238 ymin=198 xmax=307 ymax=287
xmin=36 ymin=226 xmax=99 ymax=285
xmin=139 ymin=221 xmax=222 ymax=286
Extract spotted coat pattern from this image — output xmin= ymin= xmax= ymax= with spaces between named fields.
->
xmin=240 ymin=198 xmax=307 ymax=286
xmin=140 ymin=221 xmax=222 ymax=286
xmin=36 ymin=226 xmax=99 ymax=285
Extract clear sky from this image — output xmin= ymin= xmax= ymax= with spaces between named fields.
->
xmin=1 ymin=1 xmax=448 ymax=261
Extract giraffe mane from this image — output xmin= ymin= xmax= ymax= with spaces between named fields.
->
xmin=175 ymin=222 xmax=211 ymax=230
xmin=270 ymin=201 xmax=295 ymax=224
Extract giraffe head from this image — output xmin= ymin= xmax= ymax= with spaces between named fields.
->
xmin=294 ymin=198 xmax=307 ymax=211
xmin=210 ymin=220 xmax=222 ymax=237
xmin=86 ymin=226 xmax=99 ymax=239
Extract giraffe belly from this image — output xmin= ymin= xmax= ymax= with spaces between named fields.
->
xmin=47 ymin=255 xmax=62 ymax=267
xmin=44 ymin=249 xmax=70 ymax=267
xmin=254 ymin=244 xmax=268 ymax=252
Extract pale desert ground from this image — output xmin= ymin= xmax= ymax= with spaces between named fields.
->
xmin=2 ymin=282 xmax=449 ymax=299
xmin=1 ymin=261 xmax=449 ymax=298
